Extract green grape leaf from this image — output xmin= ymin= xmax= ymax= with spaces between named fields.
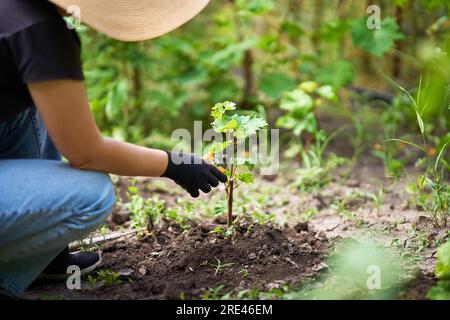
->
xmin=208 ymin=141 xmax=230 ymax=154
xmin=237 ymin=172 xmax=254 ymax=184
xmin=276 ymin=115 xmax=298 ymax=129
xmin=232 ymin=157 xmax=247 ymax=166
xmin=317 ymin=85 xmax=337 ymax=100
xmin=212 ymin=115 xmax=239 ymax=133
xmin=350 ymin=17 xmax=404 ymax=57
xmin=241 ymin=116 xmax=268 ymax=136
xmin=259 ymin=73 xmax=296 ymax=100
xmin=236 ymin=0 xmax=275 ymax=16
xmin=315 ymin=60 xmax=355 ymax=88
xmin=280 ymin=89 xmax=314 ymax=111
xmin=299 ymin=81 xmax=319 ymax=93
xmin=211 ymin=101 xmax=236 ymax=120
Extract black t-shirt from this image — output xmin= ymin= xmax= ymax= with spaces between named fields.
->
xmin=0 ymin=0 xmax=84 ymax=121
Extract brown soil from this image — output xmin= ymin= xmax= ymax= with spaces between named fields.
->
xmin=26 ymin=219 xmax=328 ymax=300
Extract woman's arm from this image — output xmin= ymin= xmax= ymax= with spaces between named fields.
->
xmin=28 ymin=79 xmax=169 ymax=177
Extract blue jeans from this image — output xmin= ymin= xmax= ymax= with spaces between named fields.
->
xmin=0 ymin=107 xmax=116 ymax=298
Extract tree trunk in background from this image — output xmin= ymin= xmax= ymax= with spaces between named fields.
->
xmin=361 ymin=0 xmax=372 ymax=75
xmin=132 ymin=66 xmax=142 ymax=110
xmin=337 ymin=0 xmax=347 ymax=57
xmin=312 ymin=0 xmax=324 ymax=51
xmin=392 ymin=5 xmax=403 ymax=79
xmin=241 ymin=49 xmax=255 ymax=109
xmin=405 ymin=1 xmax=419 ymax=84
xmin=290 ymin=0 xmax=303 ymax=50
xmin=230 ymin=0 xmax=255 ymax=109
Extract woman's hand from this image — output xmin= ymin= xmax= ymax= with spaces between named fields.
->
xmin=162 ymin=152 xmax=227 ymax=197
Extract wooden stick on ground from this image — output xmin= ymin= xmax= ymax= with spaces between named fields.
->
xmin=69 ymin=229 xmax=138 ymax=251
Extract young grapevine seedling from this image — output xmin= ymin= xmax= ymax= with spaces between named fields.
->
xmin=207 ymin=101 xmax=267 ymax=228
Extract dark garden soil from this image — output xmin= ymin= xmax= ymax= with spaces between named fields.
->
xmin=26 ymin=219 xmax=327 ymax=300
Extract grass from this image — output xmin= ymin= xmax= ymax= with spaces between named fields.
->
xmin=212 ymin=258 xmax=235 ymax=276
xmin=87 ymin=269 xmax=124 ymax=287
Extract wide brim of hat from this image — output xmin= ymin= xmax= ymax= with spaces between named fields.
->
xmin=48 ymin=0 xmax=210 ymax=42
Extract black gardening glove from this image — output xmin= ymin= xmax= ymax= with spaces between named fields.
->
xmin=162 ymin=151 xmax=228 ymax=198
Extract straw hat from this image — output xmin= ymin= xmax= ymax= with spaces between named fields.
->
xmin=48 ymin=0 xmax=210 ymax=42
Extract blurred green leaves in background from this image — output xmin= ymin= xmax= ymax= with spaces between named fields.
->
xmin=77 ymin=0 xmax=448 ymax=177
xmin=287 ymin=239 xmax=405 ymax=300
xmin=428 ymin=240 xmax=450 ymax=300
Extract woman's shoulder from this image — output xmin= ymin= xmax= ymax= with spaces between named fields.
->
xmin=0 ymin=0 xmax=60 ymax=37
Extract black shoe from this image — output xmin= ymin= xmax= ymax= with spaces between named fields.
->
xmin=41 ymin=247 xmax=102 ymax=279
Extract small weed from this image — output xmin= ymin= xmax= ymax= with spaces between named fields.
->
xmin=239 ymin=268 xmax=250 ymax=278
xmin=235 ymin=288 xmax=261 ymax=300
xmin=300 ymin=208 xmax=319 ymax=222
xmin=125 ymin=194 xmax=165 ymax=235
xmin=212 ymin=258 xmax=234 ymax=276
xmin=234 ymin=285 xmax=289 ymax=300
xmin=202 ymin=285 xmax=226 ymax=300
xmin=331 ymin=200 xmax=364 ymax=227
xmin=249 ymin=209 xmax=276 ymax=225
xmin=371 ymin=188 xmax=384 ymax=216
xmin=292 ymin=151 xmax=348 ymax=191
xmin=210 ymin=226 xmax=235 ymax=238
xmin=164 ymin=199 xmax=196 ymax=230
xmin=406 ymin=228 xmax=433 ymax=254
xmin=387 ymin=79 xmax=449 ymax=227
xmin=87 ymin=269 xmax=123 ymax=287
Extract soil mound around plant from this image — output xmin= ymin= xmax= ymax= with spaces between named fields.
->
xmin=27 ymin=219 xmax=328 ymax=300
xmin=96 ymin=220 xmax=328 ymax=299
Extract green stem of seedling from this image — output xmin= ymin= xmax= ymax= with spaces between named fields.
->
xmin=227 ymin=179 xmax=234 ymax=228
xmin=226 ymin=136 xmax=238 ymax=228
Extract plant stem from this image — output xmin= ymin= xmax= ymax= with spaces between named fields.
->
xmin=227 ymin=179 xmax=234 ymax=228
xmin=226 ymin=136 xmax=238 ymax=228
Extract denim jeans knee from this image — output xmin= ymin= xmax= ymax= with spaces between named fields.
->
xmin=65 ymin=171 xmax=116 ymax=230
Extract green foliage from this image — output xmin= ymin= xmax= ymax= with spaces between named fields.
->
xmin=420 ymin=0 xmax=450 ymax=11
xmin=165 ymin=200 xmax=196 ymax=230
xmin=210 ymin=226 xmax=235 ymax=238
xmin=259 ymin=73 xmax=296 ymax=100
xmin=287 ymin=240 xmax=403 ymax=299
xmin=292 ymin=153 xmax=348 ymax=191
xmin=428 ymin=240 xmax=450 ymax=300
xmin=211 ymin=101 xmax=267 ymax=139
xmin=406 ymin=169 xmax=449 ymax=227
xmin=87 ymin=269 xmax=123 ymax=287
xmin=315 ymin=60 xmax=355 ymax=88
xmin=276 ymin=82 xmax=348 ymax=191
xmin=202 ymin=285 xmax=226 ymax=300
xmin=388 ymin=79 xmax=449 ymax=226
xmin=277 ymin=81 xmax=337 ymax=140
xmin=351 ymin=17 xmax=404 ymax=57
xmin=372 ymin=144 xmax=405 ymax=179
xmin=208 ymin=101 xmax=267 ymax=227
xmin=77 ymin=0 xmax=446 ymax=150
xmin=125 ymin=194 xmax=165 ymax=234
xmin=435 ymin=240 xmax=450 ymax=280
